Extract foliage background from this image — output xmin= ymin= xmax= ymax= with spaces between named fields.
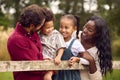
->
xmin=0 ymin=0 xmax=120 ymax=80
xmin=0 ymin=0 xmax=120 ymax=60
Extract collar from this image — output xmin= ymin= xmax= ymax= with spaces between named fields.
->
xmin=15 ymin=22 xmax=33 ymax=37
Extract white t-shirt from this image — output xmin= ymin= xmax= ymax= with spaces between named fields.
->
xmin=72 ymin=31 xmax=89 ymax=65
xmin=65 ymin=37 xmax=85 ymax=56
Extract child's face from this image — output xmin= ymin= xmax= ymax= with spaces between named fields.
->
xmin=59 ymin=18 xmax=76 ymax=41
xmin=41 ymin=21 xmax=54 ymax=35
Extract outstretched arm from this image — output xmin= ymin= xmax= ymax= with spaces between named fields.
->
xmin=54 ymin=48 xmax=65 ymax=65
xmin=82 ymin=51 xmax=97 ymax=74
xmin=69 ymin=51 xmax=97 ymax=74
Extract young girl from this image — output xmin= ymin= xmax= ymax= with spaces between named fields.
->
xmin=39 ymin=8 xmax=66 ymax=80
xmin=53 ymin=14 xmax=89 ymax=80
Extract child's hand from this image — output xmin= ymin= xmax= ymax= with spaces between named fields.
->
xmin=44 ymin=58 xmax=51 ymax=61
xmin=54 ymin=57 xmax=61 ymax=65
xmin=69 ymin=57 xmax=80 ymax=66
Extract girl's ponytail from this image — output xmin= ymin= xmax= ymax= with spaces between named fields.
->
xmin=74 ymin=15 xmax=80 ymax=39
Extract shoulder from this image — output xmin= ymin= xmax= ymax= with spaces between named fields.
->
xmin=7 ymin=32 xmax=28 ymax=47
xmin=73 ymin=39 xmax=82 ymax=45
xmin=71 ymin=38 xmax=84 ymax=50
xmin=87 ymin=47 xmax=99 ymax=60
xmin=87 ymin=47 xmax=98 ymax=54
xmin=72 ymin=31 xmax=82 ymax=39
xmin=52 ymin=29 xmax=63 ymax=38
xmin=52 ymin=29 xmax=60 ymax=34
xmin=8 ymin=31 xmax=23 ymax=42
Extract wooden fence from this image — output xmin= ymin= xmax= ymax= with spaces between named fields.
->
xmin=0 ymin=61 xmax=120 ymax=72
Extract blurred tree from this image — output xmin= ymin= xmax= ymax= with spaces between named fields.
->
xmin=58 ymin=0 xmax=93 ymax=29
xmin=58 ymin=0 xmax=85 ymax=14
xmin=0 ymin=0 xmax=27 ymax=27
xmin=107 ymin=0 xmax=120 ymax=37
xmin=97 ymin=0 xmax=120 ymax=59
xmin=0 ymin=0 xmax=120 ymax=59
xmin=0 ymin=0 xmax=120 ymax=37
xmin=0 ymin=0 xmax=52 ymax=28
xmin=0 ymin=11 xmax=10 ymax=29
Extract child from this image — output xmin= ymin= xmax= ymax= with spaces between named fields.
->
xmin=53 ymin=14 xmax=89 ymax=80
xmin=39 ymin=8 xmax=66 ymax=80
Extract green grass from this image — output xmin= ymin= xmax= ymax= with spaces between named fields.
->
xmin=103 ymin=69 xmax=120 ymax=80
xmin=0 ymin=70 xmax=120 ymax=80
xmin=0 ymin=72 xmax=13 ymax=80
xmin=113 ymin=56 xmax=120 ymax=61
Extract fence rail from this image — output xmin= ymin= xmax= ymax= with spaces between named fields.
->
xmin=0 ymin=61 xmax=120 ymax=72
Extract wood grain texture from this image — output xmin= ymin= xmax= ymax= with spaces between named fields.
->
xmin=0 ymin=60 xmax=119 ymax=72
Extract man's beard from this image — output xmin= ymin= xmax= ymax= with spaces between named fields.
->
xmin=30 ymin=29 xmax=36 ymax=33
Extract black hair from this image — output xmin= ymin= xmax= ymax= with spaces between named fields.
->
xmin=88 ymin=16 xmax=113 ymax=75
xmin=74 ymin=15 xmax=80 ymax=39
xmin=42 ymin=7 xmax=55 ymax=22
xmin=61 ymin=14 xmax=80 ymax=39
xmin=19 ymin=4 xmax=45 ymax=28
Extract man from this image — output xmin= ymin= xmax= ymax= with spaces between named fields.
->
xmin=7 ymin=4 xmax=46 ymax=80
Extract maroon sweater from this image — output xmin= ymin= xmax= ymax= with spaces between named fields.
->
xmin=7 ymin=23 xmax=45 ymax=80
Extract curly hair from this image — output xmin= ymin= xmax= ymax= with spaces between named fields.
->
xmin=19 ymin=4 xmax=45 ymax=28
xmin=42 ymin=7 xmax=55 ymax=22
xmin=88 ymin=16 xmax=113 ymax=75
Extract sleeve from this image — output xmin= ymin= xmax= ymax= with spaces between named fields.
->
xmin=79 ymin=58 xmax=89 ymax=65
xmin=87 ymin=47 xmax=102 ymax=80
xmin=56 ymin=33 xmax=66 ymax=50
xmin=89 ymin=70 xmax=102 ymax=80
xmin=71 ymin=39 xmax=85 ymax=56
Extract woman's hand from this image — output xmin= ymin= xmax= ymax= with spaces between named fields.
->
xmin=68 ymin=57 xmax=80 ymax=66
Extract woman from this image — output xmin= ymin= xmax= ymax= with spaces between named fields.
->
xmin=69 ymin=16 xmax=112 ymax=80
